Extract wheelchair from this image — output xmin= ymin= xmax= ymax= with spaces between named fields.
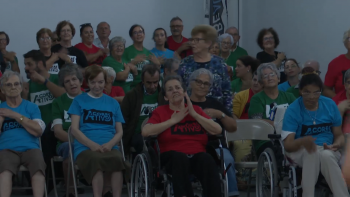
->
xmin=130 ymin=134 xmax=230 ymax=197
xmin=255 ymin=133 xmax=333 ymax=197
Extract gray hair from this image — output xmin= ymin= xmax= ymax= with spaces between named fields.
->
xmin=257 ymin=63 xmax=280 ymax=84
xmin=97 ymin=21 xmax=110 ymax=29
xmin=188 ymin=68 xmax=214 ymax=90
xmin=58 ymin=63 xmax=83 ymax=87
xmin=225 ymin=26 xmax=238 ymax=33
xmin=218 ymin=33 xmax=234 ymax=47
xmin=109 ymin=36 xmax=126 ymax=54
xmin=0 ymin=70 xmax=22 ymax=88
xmin=164 ymin=58 xmax=180 ymax=72
xmin=102 ymin=67 xmax=116 ymax=81
xmin=343 ymin=29 xmax=350 ymax=43
xmin=304 ymin=60 xmax=320 ymax=70
xmin=162 ymin=75 xmax=186 ymax=96
xmin=344 ymin=69 xmax=350 ymax=84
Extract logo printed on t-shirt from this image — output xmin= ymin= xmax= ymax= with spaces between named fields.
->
xmin=30 ymin=90 xmax=55 ymax=106
xmin=2 ymin=119 xmax=24 ymax=132
xmin=301 ymin=123 xmax=332 ymax=136
xmin=265 ymin=103 xmax=289 ymax=118
xmin=171 ymin=121 xmax=205 ymax=135
xmin=68 ymin=55 xmax=77 ymax=63
xmin=83 ymin=109 xmax=113 ymax=125
xmin=64 ymin=110 xmax=71 ymax=122
xmin=48 ymin=63 xmax=60 ymax=74
xmin=131 ymin=60 xmax=150 ymax=71
xmin=140 ymin=103 xmax=158 ymax=116
xmin=126 ymin=73 xmax=133 ymax=82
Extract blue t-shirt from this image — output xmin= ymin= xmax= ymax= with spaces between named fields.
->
xmin=278 ymin=81 xmax=291 ymax=92
xmin=282 ymin=96 xmax=342 ymax=146
xmin=0 ymin=100 xmax=42 ymax=152
xmin=68 ymin=93 xmax=125 ymax=160
xmin=150 ymin=48 xmax=175 ymax=73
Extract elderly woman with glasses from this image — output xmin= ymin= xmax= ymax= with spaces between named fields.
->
xmin=256 ymin=28 xmax=287 ymax=83
xmin=282 ymin=69 xmax=349 ymax=197
xmin=0 ymin=71 xmax=46 ymax=197
xmin=102 ymin=67 xmax=125 ymax=103
xmin=188 ymin=68 xmax=239 ymax=197
xmin=178 ymin=25 xmax=232 ymax=113
xmin=102 ymin=36 xmax=137 ymax=94
xmin=248 ymin=63 xmax=296 ymax=157
xmin=123 ymin=24 xmax=160 ymax=89
xmin=74 ymin=23 xmax=108 ymax=65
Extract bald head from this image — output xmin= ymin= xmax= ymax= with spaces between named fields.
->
xmin=96 ymin=22 xmax=111 ymax=39
xmin=304 ymin=60 xmax=320 ymax=72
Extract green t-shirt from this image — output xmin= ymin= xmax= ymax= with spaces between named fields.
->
xmin=29 ymin=74 xmax=60 ymax=125
xmin=51 ymin=93 xmax=76 ymax=149
xmin=225 ymin=46 xmax=248 ymax=80
xmin=102 ymin=56 xmax=133 ymax=93
xmin=286 ymin=85 xmax=300 ymax=98
xmin=123 ymin=45 xmax=152 ymax=89
xmin=248 ymin=90 xmax=296 ymax=151
xmin=135 ymin=91 xmax=159 ymax=134
xmin=230 ymin=78 xmax=243 ymax=94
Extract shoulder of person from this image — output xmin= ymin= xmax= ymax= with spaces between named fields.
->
xmin=72 ymin=46 xmax=85 ymax=54
xmin=51 ymin=44 xmax=61 ymax=52
xmin=319 ymin=95 xmax=337 ymax=106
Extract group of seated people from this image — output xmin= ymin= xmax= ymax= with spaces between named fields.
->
xmin=1 ymin=16 xmax=350 ymax=197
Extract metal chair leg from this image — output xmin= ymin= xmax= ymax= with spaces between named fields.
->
xmin=247 ymin=168 xmax=252 ymax=197
xmin=51 ymin=158 xmax=58 ymax=197
xmin=66 ymin=159 xmax=71 ymax=197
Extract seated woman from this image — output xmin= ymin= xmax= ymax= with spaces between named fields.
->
xmin=52 ymin=64 xmax=83 ymax=196
xmin=0 ymin=71 xmax=46 ymax=197
xmin=102 ymin=67 xmax=125 ymax=103
xmin=188 ymin=68 xmax=239 ymax=197
xmin=143 ymin=75 xmax=222 ymax=197
xmin=248 ymin=63 xmax=296 ymax=157
xmin=282 ymin=70 xmax=349 ymax=197
xmin=278 ymin=58 xmax=300 ymax=92
xmin=68 ymin=65 xmax=130 ymax=197
xmin=231 ymin=55 xmax=260 ymax=95
xmin=209 ymin=40 xmax=220 ymax=56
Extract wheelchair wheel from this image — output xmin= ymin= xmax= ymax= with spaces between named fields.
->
xmin=256 ymin=148 xmax=279 ymax=197
xmin=131 ymin=153 xmax=155 ymax=197
xmin=288 ymin=166 xmax=298 ymax=197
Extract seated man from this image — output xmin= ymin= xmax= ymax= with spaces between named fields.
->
xmin=282 ymin=69 xmax=349 ymax=197
xmin=0 ymin=71 xmax=46 ymax=197
xmin=121 ymin=64 xmax=165 ymax=154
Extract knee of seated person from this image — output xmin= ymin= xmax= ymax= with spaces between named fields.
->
xmin=320 ymin=149 xmax=337 ymax=161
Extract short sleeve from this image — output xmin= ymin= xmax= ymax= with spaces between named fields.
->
xmin=113 ymin=102 xmax=125 ymax=123
xmin=68 ymin=98 xmax=81 ymax=116
xmin=331 ymin=101 xmax=342 ymax=127
xmin=324 ymin=60 xmax=337 ymax=88
xmin=51 ymin=99 xmax=62 ymax=121
xmin=147 ymin=107 xmax=162 ymax=124
xmin=248 ymin=95 xmax=264 ymax=119
xmin=77 ymin=49 xmax=88 ymax=68
xmin=281 ymin=106 xmax=299 ymax=140
xmin=28 ymin=102 xmax=42 ymax=120
xmin=233 ymin=93 xmax=243 ymax=118
xmin=117 ymin=87 xmax=125 ymax=96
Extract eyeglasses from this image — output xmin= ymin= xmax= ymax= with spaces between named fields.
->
xmin=189 ymin=38 xmax=205 ymax=44
xmin=221 ymin=41 xmax=232 ymax=46
xmin=133 ymin=30 xmax=144 ymax=36
xmin=40 ymin=37 xmax=51 ymax=41
xmin=193 ymin=79 xmax=211 ymax=87
xmin=231 ymin=33 xmax=239 ymax=36
xmin=301 ymin=92 xmax=322 ymax=98
xmin=264 ymin=37 xmax=274 ymax=41
xmin=114 ymin=45 xmax=124 ymax=49
xmin=285 ymin=64 xmax=298 ymax=70
xmin=3 ymin=82 xmax=21 ymax=88
xmin=263 ymin=72 xmax=276 ymax=79
xmin=316 ymin=70 xmax=321 ymax=75
xmin=0 ymin=39 xmax=6 ymax=43
xmin=170 ymin=25 xmax=183 ymax=29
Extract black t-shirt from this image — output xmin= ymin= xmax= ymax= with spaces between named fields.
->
xmin=51 ymin=44 xmax=88 ymax=69
xmin=256 ymin=51 xmax=286 ymax=83
xmin=191 ymin=97 xmax=231 ymax=148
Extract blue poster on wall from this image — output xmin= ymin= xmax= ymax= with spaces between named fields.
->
xmin=209 ymin=0 xmax=228 ymax=35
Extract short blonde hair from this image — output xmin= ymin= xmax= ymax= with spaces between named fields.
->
xmin=191 ymin=25 xmax=218 ymax=45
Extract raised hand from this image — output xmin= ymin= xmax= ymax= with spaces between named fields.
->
xmin=170 ymin=107 xmax=189 ymax=124
xmin=185 ymin=93 xmax=198 ymax=118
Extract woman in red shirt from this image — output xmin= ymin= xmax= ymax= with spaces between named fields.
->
xmin=102 ymin=66 xmax=125 ymax=103
xmin=74 ymin=23 xmax=108 ymax=65
xmin=143 ymin=75 xmax=222 ymax=197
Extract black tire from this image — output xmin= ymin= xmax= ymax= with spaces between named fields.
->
xmin=256 ymin=147 xmax=279 ymax=197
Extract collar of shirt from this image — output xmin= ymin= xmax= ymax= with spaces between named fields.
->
xmin=230 ymin=45 xmax=238 ymax=53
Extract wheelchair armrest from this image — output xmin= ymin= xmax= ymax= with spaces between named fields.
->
xmin=207 ymin=133 xmax=223 ymax=141
xmin=268 ymin=134 xmax=281 ymax=139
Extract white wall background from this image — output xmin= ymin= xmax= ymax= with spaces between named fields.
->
xmin=1 ymin=0 xmax=206 ymax=77
xmin=238 ymin=0 xmax=350 ymax=80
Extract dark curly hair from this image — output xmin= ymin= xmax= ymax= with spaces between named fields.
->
xmin=256 ymin=27 xmax=280 ymax=50
xmin=237 ymin=55 xmax=260 ymax=74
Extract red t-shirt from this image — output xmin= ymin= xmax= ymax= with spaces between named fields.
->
xmin=147 ymin=105 xmax=210 ymax=154
xmin=240 ymin=89 xmax=255 ymax=119
xmin=74 ymin=43 xmax=106 ymax=65
xmin=332 ymin=89 xmax=347 ymax=105
xmin=103 ymin=86 xmax=125 ymax=97
xmin=167 ymin=35 xmax=193 ymax=59
xmin=324 ymin=54 xmax=350 ymax=94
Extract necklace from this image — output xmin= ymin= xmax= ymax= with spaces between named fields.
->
xmin=305 ymin=107 xmax=318 ymax=125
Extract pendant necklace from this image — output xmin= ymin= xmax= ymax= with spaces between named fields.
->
xmin=305 ymin=106 xmax=318 ymax=125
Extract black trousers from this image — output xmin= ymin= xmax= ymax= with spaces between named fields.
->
xmin=160 ymin=151 xmax=221 ymax=197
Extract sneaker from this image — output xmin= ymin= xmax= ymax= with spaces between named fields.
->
xmin=103 ymin=191 xmax=113 ymax=197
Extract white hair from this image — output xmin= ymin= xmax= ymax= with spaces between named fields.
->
xmin=343 ymin=29 xmax=350 ymax=43
xmin=102 ymin=67 xmax=116 ymax=81
xmin=0 ymin=70 xmax=22 ymax=87
xmin=225 ymin=26 xmax=238 ymax=33
xmin=218 ymin=33 xmax=234 ymax=48
xmin=188 ymin=68 xmax=214 ymax=91
xmin=257 ymin=63 xmax=280 ymax=84
xmin=109 ymin=36 xmax=126 ymax=54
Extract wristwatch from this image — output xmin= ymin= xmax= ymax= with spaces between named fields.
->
xmin=19 ymin=115 xmax=24 ymax=121
xmin=218 ymin=113 xmax=225 ymax=120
